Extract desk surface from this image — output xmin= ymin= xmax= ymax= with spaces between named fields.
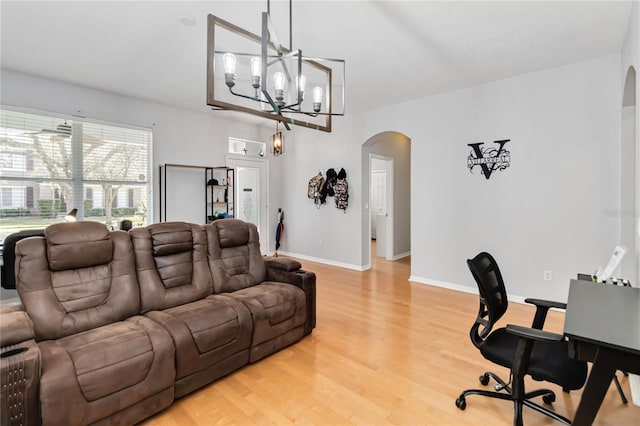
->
xmin=564 ymin=279 xmax=640 ymax=356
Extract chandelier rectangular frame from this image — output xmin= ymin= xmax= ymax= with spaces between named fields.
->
xmin=207 ymin=13 xmax=345 ymax=133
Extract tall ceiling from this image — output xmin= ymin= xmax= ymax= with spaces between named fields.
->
xmin=0 ymin=1 xmax=633 ymax=115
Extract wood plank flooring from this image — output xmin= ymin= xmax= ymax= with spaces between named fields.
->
xmin=143 ymin=250 xmax=639 ymax=425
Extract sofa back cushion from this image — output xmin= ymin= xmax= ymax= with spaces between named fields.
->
xmin=206 ymin=219 xmax=267 ymax=293
xmin=46 ymin=221 xmax=113 ymax=270
xmin=15 ymin=222 xmax=140 ymax=341
xmin=131 ymin=222 xmax=212 ymax=312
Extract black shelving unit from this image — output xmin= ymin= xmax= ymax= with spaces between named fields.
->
xmin=205 ymin=167 xmax=234 ymax=222
xmin=159 ymin=164 xmax=234 ymax=223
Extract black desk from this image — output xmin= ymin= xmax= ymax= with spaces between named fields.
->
xmin=564 ymin=279 xmax=640 ymax=425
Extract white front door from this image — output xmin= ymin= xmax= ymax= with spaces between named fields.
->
xmin=227 ymin=156 xmax=269 ymax=255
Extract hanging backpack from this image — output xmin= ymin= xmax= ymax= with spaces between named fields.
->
xmin=307 ymin=172 xmax=324 ymax=207
xmin=319 ymin=168 xmax=337 ymax=204
xmin=334 ymin=168 xmax=349 ymax=211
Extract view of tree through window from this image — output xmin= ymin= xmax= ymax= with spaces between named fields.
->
xmin=0 ymin=109 xmax=152 ymax=242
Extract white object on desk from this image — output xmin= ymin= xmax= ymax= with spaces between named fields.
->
xmin=596 ymin=245 xmax=627 ymax=281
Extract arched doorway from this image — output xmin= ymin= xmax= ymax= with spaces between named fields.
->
xmin=361 ymin=131 xmax=411 ymax=269
xmin=621 ymin=66 xmax=637 ymax=284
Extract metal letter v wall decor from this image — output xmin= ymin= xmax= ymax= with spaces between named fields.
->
xmin=467 ymin=139 xmax=511 ymax=180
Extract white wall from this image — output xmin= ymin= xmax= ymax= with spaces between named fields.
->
xmin=274 ymin=117 xmax=361 ymax=268
xmin=354 ymin=55 xmax=621 ymax=302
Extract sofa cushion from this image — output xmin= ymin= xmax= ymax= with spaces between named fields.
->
xmin=131 ymin=222 xmax=213 ymax=313
xmin=226 ymin=282 xmax=306 ymax=362
xmin=149 ymin=222 xmax=193 ymax=257
xmin=162 ymin=298 xmax=248 ymax=354
xmin=45 ymin=222 xmax=113 ymax=271
xmin=217 ymin=221 xmax=250 ymax=248
xmin=144 ymin=295 xmax=252 ymax=397
xmin=206 ymin=220 xmax=267 ymax=293
xmin=59 ymin=321 xmax=154 ymax=401
xmin=16 ymin=227 xmax=140 ymax=341
xmin=38 ymin=316 xmax=175 ymax=425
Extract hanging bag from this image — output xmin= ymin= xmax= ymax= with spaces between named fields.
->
xmin=307 ymin=172 xmax=324 ymax=208
xmin=334 ymin=168 xmax=349 ymax=211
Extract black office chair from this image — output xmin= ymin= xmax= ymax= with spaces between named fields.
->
xmin=455 ymin=252 xmax=588 ymax=426
xmin=1 ymin=229 xmax=45 ymax=289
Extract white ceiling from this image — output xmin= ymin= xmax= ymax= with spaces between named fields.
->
xmin=0 ymin=1 xmax=633 ymax=115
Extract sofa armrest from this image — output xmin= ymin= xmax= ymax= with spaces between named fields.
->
xmin=1 ymin=301 xmax=26 ymax=315
xmin=1 ymin=308 xmax=41 ymax=426
xmin=265 ymin=256 xmax=302 ymax=273
xmin=265 ymin=257 xmax=316 ymax=335
xmin=1 ymin=309 xmax=35 ymax=347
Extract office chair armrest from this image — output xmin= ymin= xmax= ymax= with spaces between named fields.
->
xmin=506 ymin=324 xmax=564 ymax=342
xmin=524 ymin=298 xmax=567 ymax=310
xmin=524 ymin=298 xmax=567 ymax=329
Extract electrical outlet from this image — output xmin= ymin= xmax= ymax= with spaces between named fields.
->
xmin=543 ymin=270 xmax=553 ymax=282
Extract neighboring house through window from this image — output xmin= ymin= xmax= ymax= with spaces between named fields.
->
xmin=0 ymin=108 xmax=152 ymax=242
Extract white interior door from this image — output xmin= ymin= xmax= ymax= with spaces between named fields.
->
xmin=227 ymin=156 xmax=269 ymax=255
xmin=370 ymin=155 xmax=394 ymax=261
xmin=370 ymin=170 xmax=387 ymax=239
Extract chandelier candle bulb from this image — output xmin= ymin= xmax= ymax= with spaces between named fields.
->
xmin=274 ymin=72 xmax=286 ymax=107
xmin=298 ymin=75 xmax=306 ymax=101
xmin=250 ymin=57 xmax=261 ymax=89
xmin=223 ymin=53 xmax=236 ymax=87
xmin=313 ymin=86 xmax=323 ymax=112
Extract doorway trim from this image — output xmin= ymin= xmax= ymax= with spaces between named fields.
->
xmin=361 ymin=131 xmax=411 ymax=270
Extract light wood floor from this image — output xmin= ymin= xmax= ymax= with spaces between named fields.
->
xmin=144 ymin=249 xmax=639 ymax=425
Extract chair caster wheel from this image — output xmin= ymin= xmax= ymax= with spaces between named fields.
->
xmin=455 ymin=396 xmax=466 ymax=410
xmin=543 ymin=393 xmax=556 ymax=404
xmin=479 ymin=373 xmax=490 ymax=386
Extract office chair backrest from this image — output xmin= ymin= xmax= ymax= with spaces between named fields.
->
xmin=467 ymin=252 xmax=509 ymax=348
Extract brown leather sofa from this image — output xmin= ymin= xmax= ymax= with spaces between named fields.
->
xmin=0 ymin=219 xmax=316 ymax=426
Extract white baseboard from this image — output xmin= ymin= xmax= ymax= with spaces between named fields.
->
xmin=630 ymin=374 xmax=640 ymax=407
xmin=409 ymin=275 xmax=477 ymax=295
xmin=272 ymin=251 xmax=408 ymax=272
xmin=408 ymin=275 xmax=528 ymax=305
xmin=275 ymin=251 xmax=367 ymax=271
xmin=392 ymin=251 xmax=411 ymax=261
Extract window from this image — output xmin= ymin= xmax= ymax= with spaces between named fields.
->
xmin=0 ymin=108 xmax=152 ymax=241
xmin=1 ymin=188 xmax=13 ymax=207
xmin=0 ymin=153 xmax=26 ymax=171
xmin=228 ymin=137 xmax=266 ymax=157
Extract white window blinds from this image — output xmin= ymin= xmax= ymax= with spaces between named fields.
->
xmin=0 ymin=108 xmax=152 ymax=240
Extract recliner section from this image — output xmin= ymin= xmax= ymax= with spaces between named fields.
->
xmin=206 ymin=221 xmax=306 ymax=362
xmin=13 ymin=222 xmax=176 ymax=426
xmin=1 ymin=219 xmax=316 ymax=425
xmin=131 ymin=222 xmax=254 ymax=398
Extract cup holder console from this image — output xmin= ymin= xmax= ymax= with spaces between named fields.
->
xmin=0 ymin=347 xmax=28 ymax=358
